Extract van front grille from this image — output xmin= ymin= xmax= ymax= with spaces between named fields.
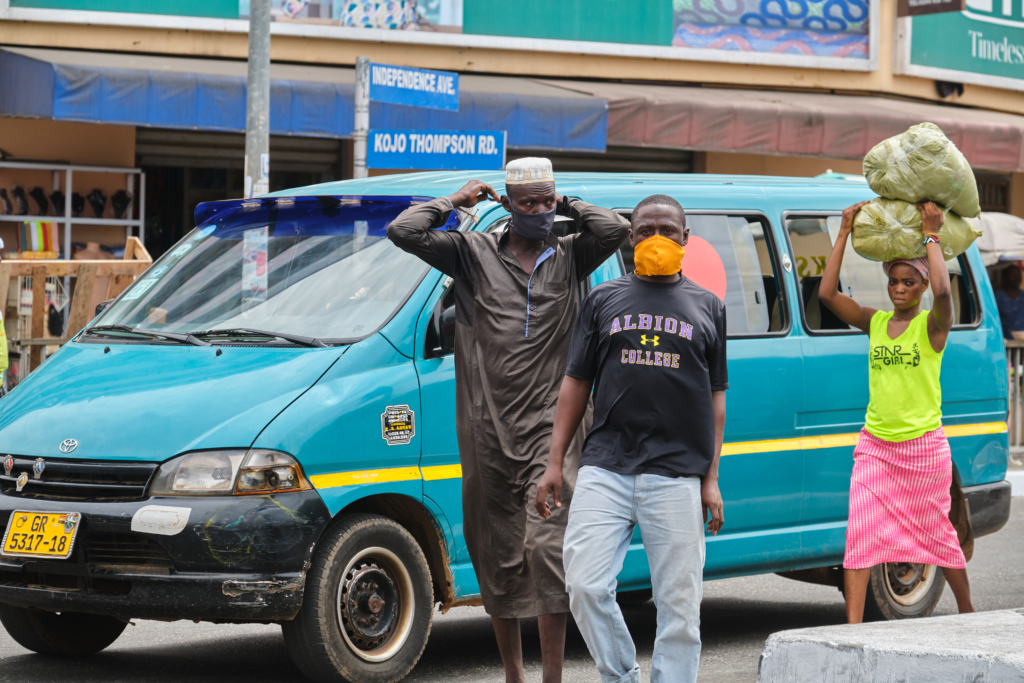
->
xmin=85 ymin=533 xmax=173 ymax=567
xmin=0 ymin=456 xmax=157 ymax=501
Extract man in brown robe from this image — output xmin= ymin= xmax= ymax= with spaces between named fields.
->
xmin=387 ymin=158 xmax=628 ymax=682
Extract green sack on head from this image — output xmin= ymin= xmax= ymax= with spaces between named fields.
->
xmin=851 ymin=198 xmax=983 ymax=262
xmin=863 ymin=123 xmax=981 ymax=219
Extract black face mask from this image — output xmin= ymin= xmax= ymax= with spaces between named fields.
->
xmin=509 ymin=205 xmax=556 ymax=242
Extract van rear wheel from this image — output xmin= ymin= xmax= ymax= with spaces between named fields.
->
xmin=864 ymin=562 xmax=945 ymax=621
xmin=0 ymin=604 xmax=126 ymax=656
xmin=282 ymin=514 xmax=433 ymax=683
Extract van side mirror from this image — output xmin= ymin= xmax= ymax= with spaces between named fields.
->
xmin=95 ymin=299 xmax=115 ymax=317
xmin=439 ymin=306 xmax=456 ymax=356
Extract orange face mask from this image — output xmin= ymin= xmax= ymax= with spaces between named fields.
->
xmin=634 ymin=235 xmax=685 ymax=277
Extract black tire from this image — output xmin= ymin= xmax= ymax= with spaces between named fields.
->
xmin=282 ymin=514 xmax=433 ymax=683
xmin=615 ymin=588 xmax=653 ymax=607
xmin=0 ymin=604 xmax=126 ymax=656
xmin=863 ymin=562 xmax=946 ymax=621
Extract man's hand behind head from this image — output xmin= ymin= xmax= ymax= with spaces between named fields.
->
xmin=448 ymin=180 xmax=500 ymax=209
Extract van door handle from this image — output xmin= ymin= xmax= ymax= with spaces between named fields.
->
xmin=782 ymin=254 xmax=792 ymax=273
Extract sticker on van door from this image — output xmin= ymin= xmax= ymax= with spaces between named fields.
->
xmin=381 ymin=405 xmax=416 ymax=446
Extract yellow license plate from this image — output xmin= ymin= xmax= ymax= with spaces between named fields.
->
xmin=1 ymin=511 xmax=81 ymax=559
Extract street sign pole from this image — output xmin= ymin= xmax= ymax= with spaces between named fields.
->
xmin=244 ymin=0 xmax=271 ymax=198
xmin=353 ymin=56 xmax=370 ymax=179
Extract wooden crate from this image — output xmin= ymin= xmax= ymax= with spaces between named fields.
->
xmin=1 ymin=237 xmax=153 ymax=375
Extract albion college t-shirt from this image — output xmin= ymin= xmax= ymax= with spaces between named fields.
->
xmin=565 ymin=273 xmax=728 ymax=479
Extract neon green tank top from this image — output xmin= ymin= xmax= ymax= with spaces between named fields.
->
xmin=864 ymin=310 xmax=943 ymax=442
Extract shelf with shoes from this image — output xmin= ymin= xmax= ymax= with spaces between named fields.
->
xmin=0 ymin=161 xmax=149 ymax=386
xmin=0 ymin=160 xmax=145 ymax=259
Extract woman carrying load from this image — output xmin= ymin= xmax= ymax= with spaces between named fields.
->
xmin=818 ymin=200 xmax=975 ymax=624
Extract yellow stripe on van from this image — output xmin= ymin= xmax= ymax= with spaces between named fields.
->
xmin=309 ymin=423 xmax=1005 ymax=488
xmin=722 ymin=422 xmax=1006 ymax=456
xmin=421 ymin=464 xmax=463 ymax=481
xmin=310 ymin=466 xmax=421 ymax=490
xmin=722 ymin=433 xmax=859 ymax=456
xmin=943 ymin=422 xmax=1007 ymax=437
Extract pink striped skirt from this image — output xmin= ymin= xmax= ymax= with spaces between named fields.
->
xmin=844 ymin=426 xmax=966 ymax=570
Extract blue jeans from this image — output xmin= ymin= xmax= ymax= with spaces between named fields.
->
xmin=563 ymin=466 xmax=705 ymax=683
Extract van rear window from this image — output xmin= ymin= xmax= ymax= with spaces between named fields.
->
xmin=785 ymin=214 xmax=979 ymax=333
xmin=618 ymin=212 xmax=787 ymax=337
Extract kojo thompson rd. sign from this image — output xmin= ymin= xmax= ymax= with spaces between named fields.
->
xmin=367 ymin=130 xmax=506 ymax=170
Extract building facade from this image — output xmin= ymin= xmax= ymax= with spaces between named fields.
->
xmin=2 ymin=0 xmax=1024 ymax=257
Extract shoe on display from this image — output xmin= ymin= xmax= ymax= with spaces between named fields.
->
xmin=71 ymin=193 xmax=85 ymax=217
xmin=29 ymin=187 xmax=48 ymax=216
xmin=111 ymin=190 xmax=132 ymax=219
xmin=87 ymin=189 xmax=106 ymax=218
xmin=11 ymin=187 xmax=28 ymax=216
xmin=0 ymin=189 xmax=11 ymax=215
xmin=49 ymin=190 xmax=65 ymax=216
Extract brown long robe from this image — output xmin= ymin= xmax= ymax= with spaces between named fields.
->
xmin=387 ymin=197 xmax=629 ymax=618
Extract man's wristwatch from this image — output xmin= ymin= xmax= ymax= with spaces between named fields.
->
xmin=558 ymin=195 xmax=581 ymax=216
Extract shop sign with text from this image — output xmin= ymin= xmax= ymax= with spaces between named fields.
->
xmin=899 ymin=0 xmax=1024 ymax=89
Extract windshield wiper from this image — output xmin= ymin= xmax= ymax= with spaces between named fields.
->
xmin=84 ymin=325 xmax=210 ymax=347
xmin=191 ymin=328 xmax=326 ymax=348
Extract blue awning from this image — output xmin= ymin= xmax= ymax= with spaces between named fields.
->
xmin=0 ymin=47 xmax=607 ymax=152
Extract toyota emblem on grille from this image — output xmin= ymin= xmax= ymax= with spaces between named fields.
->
xmin=59 ymin=439 xmax=77 ymax=454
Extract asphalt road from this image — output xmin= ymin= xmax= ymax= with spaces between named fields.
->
xmin=0 ymin=499 xmax=1021 ymax=683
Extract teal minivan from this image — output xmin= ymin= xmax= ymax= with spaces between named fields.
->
xmin=0 ymin=173 xmax=1010 ymax=683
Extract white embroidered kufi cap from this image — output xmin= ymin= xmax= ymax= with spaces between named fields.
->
xmin=505 ymin=157 xmax=554 ymax=185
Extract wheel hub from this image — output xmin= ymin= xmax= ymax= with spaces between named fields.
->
xmin=883 ymin=562 xmax=937 ymax=607
xmin=341 ymin=563 xmax=399 ymax=647
xmin=887 ymin=563 xmax=925 ymax=595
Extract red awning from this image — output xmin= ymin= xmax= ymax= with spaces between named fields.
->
xmin=541 ymin=81 xmax=1024 ymax=173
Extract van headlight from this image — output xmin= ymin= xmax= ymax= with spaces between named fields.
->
xmin=149 ymin=449 xmax=312 ymax=496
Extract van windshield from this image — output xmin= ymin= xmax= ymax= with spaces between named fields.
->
xmin=93 ymin=196 xmax=456 ymax=342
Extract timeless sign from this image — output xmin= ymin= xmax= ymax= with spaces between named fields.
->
xmin=898 ymin=0 xmax=1024 ymax=90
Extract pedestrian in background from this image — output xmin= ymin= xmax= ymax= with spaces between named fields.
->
xmin=995 ymin=264 xmax=1024 ymax=340
xmin=818 ymin=200 xmax=975 ymax=624
xmin=537 ymin=194 xmax=726 ymax=683
xmin=387 ymin=158 xmax=629 ymax=683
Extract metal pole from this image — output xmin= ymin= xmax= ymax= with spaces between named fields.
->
xmin=353 ymin=56 xmax=370 ymax=179
xmin=244 ymin=0 xmax=271 ymax=198
xmin=139 ymin=171 xmax=146 ymax=246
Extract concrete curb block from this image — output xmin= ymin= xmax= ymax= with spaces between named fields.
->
xmin=1008 ymin=470 xmax=1024 ymax=497
xmin=756 ymin=609 xmax=1024 ymax=682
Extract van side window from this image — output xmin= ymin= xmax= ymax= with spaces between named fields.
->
xmin=618 ymin=212 xmax=786 ymax=337
xmin=785 ymin=214 xmax=979 ymax=332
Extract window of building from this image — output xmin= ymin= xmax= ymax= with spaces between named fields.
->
xmin=785 ymin=213 xmax=979 ymax=333
xmin=976 ymin=174 xmax=1011 ymax=213
xmin=618 ymin=212 xmax=786 ymax=337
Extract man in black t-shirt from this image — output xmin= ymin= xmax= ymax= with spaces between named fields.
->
xmin=536 ymin=194 xmax=726 ymax=683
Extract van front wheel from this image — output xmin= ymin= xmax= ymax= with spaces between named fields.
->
xmin=864 ymin=562 xmax=945 ymax=621
xmin=282 ymin=514 xmax=433 ymax=683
